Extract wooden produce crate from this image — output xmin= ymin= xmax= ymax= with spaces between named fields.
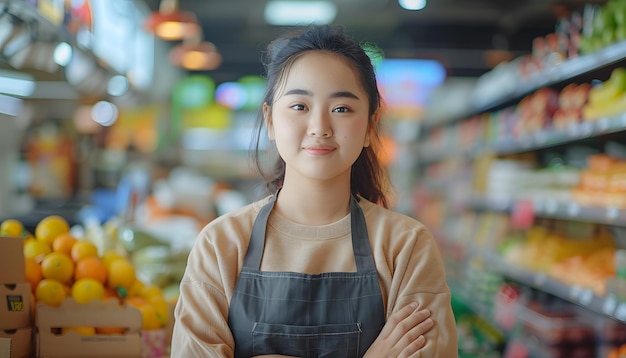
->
xmin=36 ymin=299 xmax=142 ymax=358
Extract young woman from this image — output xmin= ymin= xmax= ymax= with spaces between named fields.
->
xmin=171 ymin=25 xmax=458 ymax=357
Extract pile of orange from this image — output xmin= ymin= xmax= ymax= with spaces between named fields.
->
xmin=5 ymin=216 xmax=170 ymax=332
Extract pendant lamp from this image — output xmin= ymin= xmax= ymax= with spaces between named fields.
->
xmin=143 ymin=0 xmax=201 ymax=41
xmin=169 ymin=34 xmax=222 ymax=71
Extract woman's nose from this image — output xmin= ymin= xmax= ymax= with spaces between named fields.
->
xmin=308 ymin=111 xmax=332 ymax=137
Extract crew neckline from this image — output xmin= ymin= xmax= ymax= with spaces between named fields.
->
xmin=267 ymin=209 xmax=352 ymax=241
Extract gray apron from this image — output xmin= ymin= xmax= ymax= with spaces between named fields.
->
xmin=227 ymin=194 xmax=385 ymax=358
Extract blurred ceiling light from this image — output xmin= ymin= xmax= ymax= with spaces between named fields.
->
xmin=53 ymin=42 xmax=72 ymax=66
xmin=0 ymin=69 xmax=35 ymax=97
xmin=169 ymin=39 xmax=222 ymax=71
xmin=143 ymin=0 xmax=201 ymax=41
xmin=264 ymin=1 xmax=337 ymax=25
xmin=107 ymin=75 xmax=130 ymax=97
xmin=91 ymin=100 xmax=118 ymax=126
xmin=398 ymin=0 xmax=427 ymax=10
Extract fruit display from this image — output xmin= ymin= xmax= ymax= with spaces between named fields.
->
xmin=1 ymin=215 xmax=175 ymax=334
xmin=582 ymin=67 xmax=626 ymax=120
xmin=553 ymin=83 xmax=591 ymax=129
xmin=514 ymin=88 xmax=559 ymax=138
xmin=572 ymin=153 xmax=626 ymax=209
xmin=579 ymin=0 xmax=626 ymax=55
xmin=501 ymin=222 xmax=616 ymax=296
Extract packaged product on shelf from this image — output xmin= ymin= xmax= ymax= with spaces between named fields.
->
xmin=517 ymin=299 xmax=596 ymax=358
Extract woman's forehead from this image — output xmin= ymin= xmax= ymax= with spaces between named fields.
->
xmin=276 ymin=51 xmax=364 ymax=95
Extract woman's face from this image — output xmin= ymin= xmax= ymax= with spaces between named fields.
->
xmin=264 ymin=50 xmax=371 ymax=184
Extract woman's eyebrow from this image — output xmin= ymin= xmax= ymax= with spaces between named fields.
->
xmin=283 ymin=88 xmax=360 ymax=100
xmin=330 ymin=91 xmax=360 ymax=100
xmin=284 ymin=88 xmax=312 ymax=96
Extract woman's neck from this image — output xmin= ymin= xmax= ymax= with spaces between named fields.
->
xmin=275 ymin=179 xmax=352 ymax=226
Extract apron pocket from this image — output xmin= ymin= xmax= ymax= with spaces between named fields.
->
xmin=252 ymin=322 xmax=362 ymax=358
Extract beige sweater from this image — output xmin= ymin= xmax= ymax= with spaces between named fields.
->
xmin=171 ymin=195 xmax=458 ymax=357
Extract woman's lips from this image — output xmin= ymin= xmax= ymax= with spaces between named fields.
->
xmin=303 ymin=145 xmax=336 ymax=155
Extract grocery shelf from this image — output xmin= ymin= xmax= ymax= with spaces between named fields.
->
xmin=418 ymin=113 xmax=626 ymax=165
xmin=449 ymin=282 xmax=493 ymax=319
xmin=469 ymin=196 xmax=626 ymax=227
xmin=417 ymin=146 xmax=473 ymax=166
xmin=483 ymin=253 xmax=626 ymax=323
xmin=484 ymin=114 xmax=626 ymax=156
xmin=423 ymin=40 xmax=626 ymax=130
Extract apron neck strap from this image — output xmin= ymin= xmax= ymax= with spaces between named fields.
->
xmin=243 ymin=194 xmax=377 ymax=272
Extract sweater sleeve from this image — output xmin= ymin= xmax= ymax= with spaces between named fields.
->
xmin=170 ymin=229 xmax=235 ymax=357
xmin=390 ymin=226 xmax=458 ymax=358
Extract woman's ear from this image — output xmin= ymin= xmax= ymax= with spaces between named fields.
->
xmin=363 ymin=122 xmax=372 ymax=148
xmin=263 ymin=102 xmax=275 ymax=140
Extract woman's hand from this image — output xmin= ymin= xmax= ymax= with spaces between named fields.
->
xmin=364 ymin=303 xmax=434 ymax=358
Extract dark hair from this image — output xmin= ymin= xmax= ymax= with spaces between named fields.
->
xmin=251 ymin=24 xmax=390 ymax=208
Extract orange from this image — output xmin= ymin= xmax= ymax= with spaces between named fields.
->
xmin=140 ymin=285 xmax=163 ymax=299
xmin=52 ymin=233 xmax=78 ymax=256
xmin=35 ymin=215 xmax=70 ymax=246
xmin=128 ymin=279 xmax=145 ymax=298
xmin=74 ymin=257 xmax=107 ymax=284
xmin=24 ymin=239 xmax=51 ymax=262
xmin=107 ymin=259 xmax=136 ymax=291
xmin=61 ymin=326 xmax=96 ymax=336
xmin=101 ymin=250 xmax=124 ymax=269
xmin=126 ymin=297 xmax=162 ymax=330
xmin=147 ymin=296 xmax=170 ymax=327
xmin=41 ymin=252 xmax=74 ymax=284
xmin=1 ymin=219 xmax=23 ymax=237
xmin=72 ymin=278 xmax=105 ymax=304
xmin=24 ymin=257 xmax=43 ymax=292
xmin=70 ymin=240 xmax=98 ymax=262
xmin=35 ymin=278 xmax=67 ymax=307
xmin=95 ymin=326 xmax=126 ymax=335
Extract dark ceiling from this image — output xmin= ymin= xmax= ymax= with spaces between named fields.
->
xmin=142 ymin=0 xmax=607 ymax=84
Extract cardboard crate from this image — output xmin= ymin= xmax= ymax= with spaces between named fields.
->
xmin=36 ymin=298 xmax=143 ymax=358
xmin=0 ymin=237 xmax=25 ymax=284
xmin=0 ymin=283 xmax=32 ymax=330
xmin=0 ymin=327 xmax=33 ymax=358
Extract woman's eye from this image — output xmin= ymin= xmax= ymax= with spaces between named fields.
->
xmin=333 ymin=106 xmax=350 ymax=113
xmin=291 ymin=104 xmax=306 ymax=111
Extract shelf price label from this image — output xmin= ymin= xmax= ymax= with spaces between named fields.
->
xmin=603 ymin=294 xmax=618 ymax=316
xmin=569 ymin=286 xmax=581 ymax=300
xmin=578 ymin=289 xmax=593 ymax=306
xmin=580 ymin=122 xmax=594 ymax=136
xmin=615 ymin=303 xmax=626 ymax=322
xmin=598 ymin=117 xmax=611 ymax=132
xmin=544 ymin=199 xmax=558 ymax=215
xmin=567 ymin=203 xmax=580 ymax=217
xmin=533 ymin=273 xmax=547 ymax=287
xmin=511 ymin=199 xmax=535 ymax=229
xmin=566 ymin=123 xmax=580 ymax=138
xmin=607 ymin=207 xmax=620 ymax=221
